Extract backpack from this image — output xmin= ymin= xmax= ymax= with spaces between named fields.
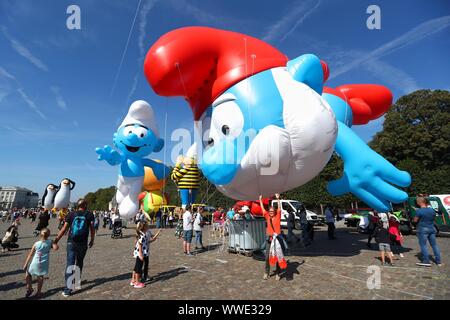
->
xmin=70 ymin=212 xmax=89 ymax=242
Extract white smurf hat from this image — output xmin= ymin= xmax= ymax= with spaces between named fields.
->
xmin=120 ymin=100 xmax=159 ymax=137
xmin=185 ymin=142 xmax=198 ymax=160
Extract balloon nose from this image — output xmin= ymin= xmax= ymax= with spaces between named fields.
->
xmin=127 ymin=133 xmax=139 ymax=143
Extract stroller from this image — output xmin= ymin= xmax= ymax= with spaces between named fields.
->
xmin=111 ymin=219 xmax=123 ymax=239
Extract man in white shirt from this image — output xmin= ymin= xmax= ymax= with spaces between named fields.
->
xmin=193 ymin=207 xmax=206 ymax=250
xmin=183 ymin=205 xmax=194 ymax=256
xmin=325 ymin=205 xmax=336 ymax=240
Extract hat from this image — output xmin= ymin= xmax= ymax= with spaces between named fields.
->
xmin=120 ymin=100 xmax=159 ymax=137
xmin=323 ymin=84 xmax=392 ymax=125
xmin=144 ymin=27 xmax=288 ymax=120
xmin=185 ymin=143 xmax=198 ymax=161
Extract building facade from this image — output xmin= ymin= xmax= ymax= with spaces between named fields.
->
xmin=0 ymin=186 xmax=39 ymax=210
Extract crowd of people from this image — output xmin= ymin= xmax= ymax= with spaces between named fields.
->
xmin=0 ymin=195 xmax=444 ymax=298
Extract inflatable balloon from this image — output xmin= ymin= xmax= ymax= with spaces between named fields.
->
xmin=235 ymin=198 xmax=270 ymax=216
xmin=139 ymin=163 xmax=169 ymax=216
xmin=144 ymin=27 xmax=411 ymax=212
xmin=42 ymin=183 xmax=58 ymax=210
xmin=171 ymin=143 xmax=200 ymax=209
xmin=139 ymin=191 xmax=168 ymax=214
xmin=53 ymin=178 xmax=75 ymax=220
xmin=143 ymin=165 xmax=167 ymax=191
xmin=95 ymin=100 xmax=170 ymax=219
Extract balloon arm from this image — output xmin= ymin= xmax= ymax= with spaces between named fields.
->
xmin=287 ymin=54 xmax=324 ymax=94
xmin=142 ymin=159 xmax=170 ymax=180
xmin=95 ymin=145 xmax=123 ymax=166
xmin=327 ymin=121 xmax=411 ymax=212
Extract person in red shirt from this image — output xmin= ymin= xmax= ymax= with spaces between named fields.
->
xmin=388 ymin=214 xmax=404 ymax=258
xmin=259 ymin=194 xmax=285 ymax=281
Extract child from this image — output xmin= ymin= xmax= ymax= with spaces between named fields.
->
xmin=130 ymin=221 xmax=160 ymax=288
xmin=388 ymin=215 xmax=404 ymax=258
xmin=374 ymin=221 xmax=394 ymax=266
xmin=23 ymin=228 xmax=58 ymax=298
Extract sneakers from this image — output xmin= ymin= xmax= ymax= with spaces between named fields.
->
xmin=130 ymin=281 xmax=136 ymax=286
xmin=25 ymin=288 xmax=34 ymax=298
xmin=133 ymin=282 xmax=145 ymax=289
xmin=399 ymin=253 xmax=404 ymax=258
xmin=141 ymin=276 xmax=153 ymax=282
xmin=186 ymin=252 xmax=194 ymax=256
xmin=416 ymin=262 xmax=432 ymax=267
xmin=275 ymin=275 xmax=281 ymax=281
xmin=437 ymin=263 xmax=444 ymax=267
xmin=61 ymin=290 xmax=72 ymax=297
xmin=263 ymin=273 xmax=269 ymax=280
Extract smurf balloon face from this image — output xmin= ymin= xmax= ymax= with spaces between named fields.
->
xmin=113 ymin=124 xmax=163 ymax=158
xmin=198 ymin=68 xmax=337 ymax=200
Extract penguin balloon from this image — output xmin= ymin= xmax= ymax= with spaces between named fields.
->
xmin=42 ymin=184 xmax=59 ymax=210
xmin=53 ymin=178 xmax=76 ymax=211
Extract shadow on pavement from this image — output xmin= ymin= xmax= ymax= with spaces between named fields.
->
xmin=71 ymin=272 xmax=131 ymax=296
xmin=283 ymin=260 xmax=305 ymax=281
xmin=287 ymin=229 xmax=415 ymax=258
xmin=146 ymin=267 xmax=188 ymax=284
xmin=0 ymin=280 xmax=26 ymax=292
xmin=0 ymin=268 xmax=24 ymax=279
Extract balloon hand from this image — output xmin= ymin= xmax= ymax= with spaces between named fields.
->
xmin=95 ymin=145 xmax=122 ymax=166
xmin=327 ymin=149 xmax=411 ymax=212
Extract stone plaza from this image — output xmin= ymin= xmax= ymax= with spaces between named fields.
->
xmin=0 ymin=218 xmax=448 ymax=300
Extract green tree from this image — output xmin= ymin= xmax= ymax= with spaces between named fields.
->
xmin=81 ymin=186 xmax=116 ymax=210
xmin=370 ymin=89 xmax=450 ymax=195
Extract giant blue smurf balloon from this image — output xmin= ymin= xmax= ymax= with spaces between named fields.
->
xmin=143 ymin=27 xmax=411 ymax=212
xmin=96 ymin=100 xmax=170 ymax=219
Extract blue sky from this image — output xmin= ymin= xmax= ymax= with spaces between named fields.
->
xmin=0 ymin=0 xmax=449 ymax=200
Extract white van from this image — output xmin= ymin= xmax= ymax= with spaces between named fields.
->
xmin=270 ymin=199 xmax=319 ymax=228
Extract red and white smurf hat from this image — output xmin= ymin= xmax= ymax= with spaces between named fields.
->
xmin=144 ymin=27 xmax=288 ymax=120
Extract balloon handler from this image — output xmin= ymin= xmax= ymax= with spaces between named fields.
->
xmin=96 ymin=100 xmax=170 ymax=219
xmin=170 ymin=144 xmax=200 ymax=209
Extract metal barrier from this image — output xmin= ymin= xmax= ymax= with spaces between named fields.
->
xmin=228 ymin=219 xmax=266 ymax=256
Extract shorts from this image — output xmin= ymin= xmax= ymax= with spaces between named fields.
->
xmin=183 ymin=229 xmax=193 ymax=242
xmin=378 ymin=243 xmax=391 ymax=252
xmin=133 ymin=256 xmax=148 ymax=274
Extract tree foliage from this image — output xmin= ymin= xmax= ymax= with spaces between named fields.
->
xmin=82 ymin=186 xmax=116 ymax=211
xmin=370 ymin=89 xmax=450 ymax=195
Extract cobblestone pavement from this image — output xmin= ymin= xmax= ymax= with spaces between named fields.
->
xmin=0 ymin=218 xmax=448 ymax=300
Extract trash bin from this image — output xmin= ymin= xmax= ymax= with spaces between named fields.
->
xmin=229 ymin=219 xmax=266 ymax=255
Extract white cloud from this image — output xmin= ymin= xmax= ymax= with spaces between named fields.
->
xmin=16 ymin=88 xmax=47 ymax=120
xmin=0 ymin=66 xmax=16 ymax=80
xmin=262 ymin=0 xmax=321 ymax=43
xmin=127 ymin=0 xmax=157 ymax=104
xmin=0 ymin=66 xmax=48 ymax=120
xmin=110 ymin=0 xmax=143 ymax=97
xmin=50 ymin=85 xmax=68 ymax=111
xmin=364 ymin=59 xmax=420 ymax=94
xmin=1 ymin=26 xmax=49 ymax=72
xmin=330 ymin=15 xmax=450 ymax=80
xmin=168 ymin=0 xmax=226 ymax=25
